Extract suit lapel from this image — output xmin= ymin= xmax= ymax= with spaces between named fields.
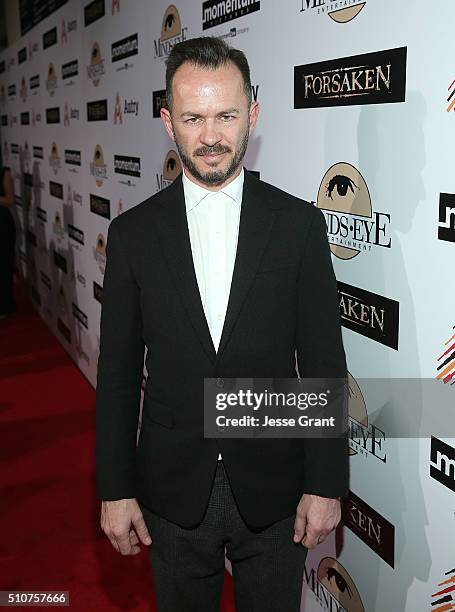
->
xmin=153 ymin=170 xmax=282 ymax=365
xmin=215 ymin=171 xmax=281 ymax=361
xmin=154 ymin=174 xmax=217 ymax=363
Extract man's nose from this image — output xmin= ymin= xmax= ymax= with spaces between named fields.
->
xmin=200 ymin=119 xmax=222 ymax=146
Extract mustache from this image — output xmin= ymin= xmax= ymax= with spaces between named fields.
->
xmin=194 ymin=144 xmax=232 ymax=156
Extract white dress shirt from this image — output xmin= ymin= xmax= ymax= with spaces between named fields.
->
xmin=182 ymin=167 xmax=244 ymax=460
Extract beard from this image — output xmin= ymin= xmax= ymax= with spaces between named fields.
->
xmin=173 ymin=124 xmax=249 ymax=187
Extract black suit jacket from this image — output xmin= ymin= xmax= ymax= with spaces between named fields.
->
xmin=95 ymin=169 xmax=349 ymax=529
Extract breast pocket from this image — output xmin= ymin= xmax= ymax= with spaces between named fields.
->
xmin=255 ymin=256 xmax=296 ymax=274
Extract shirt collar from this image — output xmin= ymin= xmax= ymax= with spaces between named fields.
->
xmin=182 ymin=166 xmax=244 ymax=212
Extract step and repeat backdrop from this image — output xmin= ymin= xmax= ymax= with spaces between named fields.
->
xmin=1 ymin=0 xmax=454 ymax=609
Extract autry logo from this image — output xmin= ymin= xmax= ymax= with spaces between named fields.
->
xmin=317 ymin=162 xmax=391 ymax=259
xmin=294 ymin=47 xmax=407 ymax=109
xmin=154 ymin=5 xmax=188 ymax=59
xmin=299 ymin=0 xmax=366 ymax=23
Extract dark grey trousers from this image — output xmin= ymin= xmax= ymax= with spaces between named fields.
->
xmin=139 ymin=460 xmax=308 ymax=612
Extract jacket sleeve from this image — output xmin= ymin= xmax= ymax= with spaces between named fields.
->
xmin=95 ymin=217 xmax=145 ymax=500
xmin=296 ymin=206 xmax=349 ymax=499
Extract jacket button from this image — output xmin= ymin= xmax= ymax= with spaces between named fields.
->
xmin=216 ymin=378 xmax=224 ymax=388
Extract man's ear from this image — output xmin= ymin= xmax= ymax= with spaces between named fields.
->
xmin=160 ymin=107 xmax=175 ymax=142
xmin=248 ymin=101 xmax=260 ymax=135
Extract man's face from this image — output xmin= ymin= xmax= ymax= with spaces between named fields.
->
xmin=161 ymin=61 xmax=259 ymax=190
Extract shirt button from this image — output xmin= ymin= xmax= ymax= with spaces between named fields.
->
xmin=216 ymin=378 xmax=224 ymax=387
xmin=217 ymin=314 xmax=222 ymax=320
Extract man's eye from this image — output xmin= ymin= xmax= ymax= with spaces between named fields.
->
xmin=220 ymin=115 xmax=234 ymax=121
xmin=185 ymin=117 xmax=200 ymax=124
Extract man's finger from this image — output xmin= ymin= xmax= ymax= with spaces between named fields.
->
xmin=114 ymin=531 xmax=135 ymax=555
xmin=132 ymin=514 xmax=152 ymax=545
xmin=293 ymin=511 xmax=307 ymax=543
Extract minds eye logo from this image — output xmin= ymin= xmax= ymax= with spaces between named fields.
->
xmin=164 ymin=151 xmax=180 ymax=180
xmin=87 ymin=42 xmax=105 ymax=86
xmin=90 ymin=144 xmax=108 ymax=187
xmin=154 ymin=6 xmax=188 ymax=59
xmin=317 ymin=162 xmax=391 ymax=260
xmin=156 ymin=150 xmax=181 ymax=191
xmin=93 ymin=233 xmax=106 ymax=274
xmin=304 ymin=557 xmax=365 ymax=612
xmin=46 ymin=63 xmax=58 ymax=96
xmin=299 ymin=0 xmax=366 ymax=23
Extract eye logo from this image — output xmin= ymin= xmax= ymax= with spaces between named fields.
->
xmin=94 ymin=233 xmax=106 ymax=274
xmin=161 ymin=5 xmax=181 ymax=41
xmin=327 ymin=175 xmax=357 ymax=199
xmin=155 ymin=5 xmax=187 ymax=59
xmin=90 ymin=144 xmax=108 ymax=187
xmin=87 ymin=42 xmax=105 ymax=86
xmin=317 ymin=557 xmax=364 ymax=612
xmin=163 ymin=150 xmax=181 ymax=181
xmin=317 ymin=162 xmax=391 ymax=260
xmin=20 ymin=76 xmax=27 ymax=102
xmin=46 ymin=63 xmax=57 ymax=96
xmin=49 ymin=142 xmax=61 ymax=175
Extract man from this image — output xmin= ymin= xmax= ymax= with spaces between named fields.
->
xmin=96 ymin=36 xmax=348 ymax=611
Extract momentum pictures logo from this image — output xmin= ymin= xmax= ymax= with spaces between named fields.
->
xmin=202 ymin=0 xmax=260 ymax=30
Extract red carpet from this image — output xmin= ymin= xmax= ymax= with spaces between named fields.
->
xmin=0 ymin=282 xmax=236 ymax=611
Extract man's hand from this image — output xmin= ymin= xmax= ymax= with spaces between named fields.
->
xmin=293 ymin=493 xmax=341 ymax=549
xmin=100 ymin=498 xmax=152 ymax=555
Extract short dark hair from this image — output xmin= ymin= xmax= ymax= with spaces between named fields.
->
xmin=165 ymin=36 xmax=252 ymax=111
